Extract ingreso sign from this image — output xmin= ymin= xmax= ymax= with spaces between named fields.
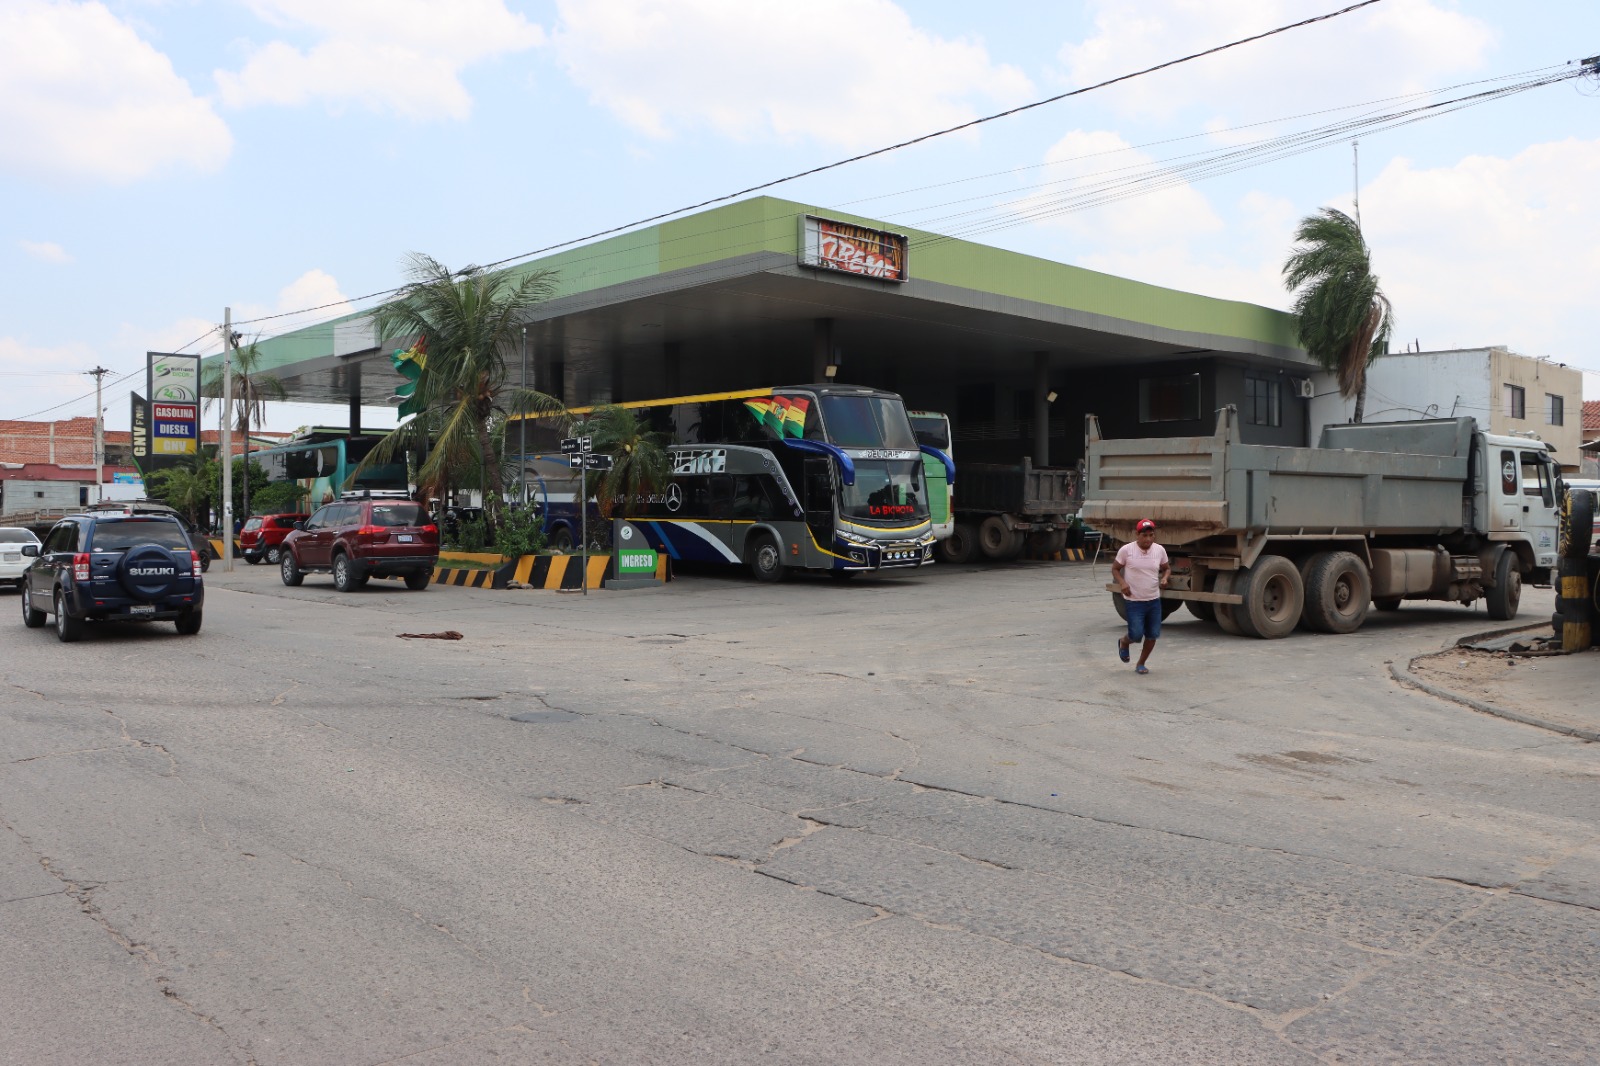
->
xmin=617 ymin=549 xmax=657 ymax=576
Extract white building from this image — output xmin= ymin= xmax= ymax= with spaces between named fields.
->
xmin=1308 ymin=346 xmax=1584 ymax=470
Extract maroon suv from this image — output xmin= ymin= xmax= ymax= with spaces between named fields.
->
xmin=240 ymin=512 xmax=309 ymax=565
xmin=279 ymin=493 xmax=439 ymax=592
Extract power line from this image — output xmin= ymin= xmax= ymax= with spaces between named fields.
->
xmin=227 ymin=0 xmax=1388 ymax=332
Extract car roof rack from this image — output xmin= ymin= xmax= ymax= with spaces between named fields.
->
xmin=340 ymin=489 xmax=413 ymax=500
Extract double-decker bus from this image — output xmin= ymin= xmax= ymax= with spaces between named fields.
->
xmin=519 ymin=384 xmax=953 ymax=581
xmin=249 ymin=434 xmax=411 ymax=512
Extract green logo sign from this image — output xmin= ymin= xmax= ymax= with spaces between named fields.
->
xmin=618 ymin=549 xmax=658 ymax=575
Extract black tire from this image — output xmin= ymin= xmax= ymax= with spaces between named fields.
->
xmin=243 ymin=552 xmax=262 ymax=565
xmin=1374 ymin=598 xmax=1402 ymax=612
xmin=1302 ymin=551 xmax=1372 ymax=634
xmin=1212 ymin=571 xmax=1244 ymax=635
xmin=747 ymin=534 xmax=785 ymax=583
xmin=332 ymin=552 xmax=361 ymax=593
xmin=550 ymin=526 xmax=574 ymax=552
xmin=404 ymin=570 xmax=431 ymax=590
xmin=175 ymin=609 xmax=202 ymax=635
xmin=977 ymin=516 xmax=1020 ymax=561
xmin=199 ymin=550 xmax=210 ymax=573
xmin=937 ymin=522 xmax=977 ymax=565
xmin=280 ymin=551 xmax=304 ymax=587
xmin=265 ymin=545 xmax=282 ymax=566
xmin=1026 ymin=529 xmax=1067 ymax=556
xmin=1187 ymin=598 xmax=1215 ymax=623
xmin=1485 ymin=549 xmax=1522 ymax=621
xmin=54 ymin=590 xmax=83 ymax=643
xmin=1232 ymin=555 xmax=1304 ymax=639
xmin=1159 ymin=598 xmax=1181 ymax=620
xmin=1559 ymin=488 xmax=1595 ymax=560
xmin=1112 ymin=591 xmax=1128 ymax=621
xmin=21 ymin=587 xmax=45 ymax=628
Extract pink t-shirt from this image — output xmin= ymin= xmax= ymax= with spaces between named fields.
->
xmin=1115 ymin=541 xmax=1168 ymax=602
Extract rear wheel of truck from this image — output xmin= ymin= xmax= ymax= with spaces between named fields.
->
xmin=938 ymin=522 xmax=977 ymax=564
xmin=1233 ymin=555 xmax=1303 ymax=639
xmin=1026 ymin=529 xmax=1067 ymax=557
xmin=1302 ymin=551 xmax=1371 ymax=634
xmin=977 ymin=516 xmax=1022 ymax=561
xmin=1485 ymin=550 xmax=1522 ymax=621
xmin=1212 ymin=571 xmax=1244 ymax=636
xmin=1559 ymin=487 xmax=1595 ymax=559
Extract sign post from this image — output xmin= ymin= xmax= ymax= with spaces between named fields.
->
xmin=559 ymin=437 xmax=612 ymax=595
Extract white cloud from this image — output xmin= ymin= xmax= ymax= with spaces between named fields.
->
xmin=19 ymin=240 xmax=73 ymax=265
xmin=551 ymin=0 xmax=1033 ymax=147
xmin=1058 ymin=0 xmax=1495 ymax=124
xmin=0 ymin=0 xmax=231 ymax=183
xmin=1363 ymin=138 xmax=1600 ymax=363
xmin=216 ymin=0 xmax=544 ymax=120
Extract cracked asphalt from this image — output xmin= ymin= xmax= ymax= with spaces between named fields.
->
xmin=1 ymin=560 xmax=1596 ymax=1064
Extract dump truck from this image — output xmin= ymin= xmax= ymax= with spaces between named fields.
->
xmin=1080 ymin=408 xmax=1561 ymax=638
xmin=907 ymin=410 xmax=1080 ymax=564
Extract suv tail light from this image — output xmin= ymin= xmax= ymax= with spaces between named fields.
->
xmin=420 ymin=523 xmax=438 ymax=536
xmin=73 ymin=553 xmax=91 ymax=582
xmin=356 ymin=525 xmax=389 ymax=541
xmin=190 ymin=550 xmax=202 ymax=573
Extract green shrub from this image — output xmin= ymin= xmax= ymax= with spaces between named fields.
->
xmin=455 ymin=517 xmax=488 ymax=553
xmin=492 ymin=507 xmax=546 ymax=558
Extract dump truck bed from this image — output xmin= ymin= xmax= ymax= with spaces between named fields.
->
xmin=954 ymin=457 xmax=1079 ymax=516
xmin=1081 ymin=411 xmax=1474 ymax=547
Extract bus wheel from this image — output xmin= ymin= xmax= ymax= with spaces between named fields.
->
xmin=748 ymin=535 xmax=785 ymax=583
xmin=550 ymin=526 xmax=574 ymax=552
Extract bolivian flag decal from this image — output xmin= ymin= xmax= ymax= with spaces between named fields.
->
xmin=743 ymin=395 xmax=809 ymax=438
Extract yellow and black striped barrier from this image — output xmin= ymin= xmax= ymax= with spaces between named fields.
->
xmin=1020 ymin=546 xmax=1089 ymax=562
xmin=432 ymin=553 xmax=670 ymax=591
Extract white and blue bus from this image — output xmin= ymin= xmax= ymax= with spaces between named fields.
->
xmin=520 ymin=384 xmax=953 ymax=581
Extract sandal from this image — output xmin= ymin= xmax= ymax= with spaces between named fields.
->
xmin=1135 ymin=664 xmax=1149 ymax=675
xmin=1118 ymin=639 xmax=1130 ymax=663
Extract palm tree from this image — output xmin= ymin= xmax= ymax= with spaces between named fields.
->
xmin=366 ymin=254 xmax=564 ymax=533
xmin=202 ymin=339 xmax=287 ymax=518
xmin=578 ymin=405 xmax=670 ymax=520
xmin=146 ymin=452 xmax=216 ymax=531
xmin=1281 ymin=207 xmax=1394 ymax=423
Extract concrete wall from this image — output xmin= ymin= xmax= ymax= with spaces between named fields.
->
xmin=1308 ymin=348 xmax=1582 ymax=468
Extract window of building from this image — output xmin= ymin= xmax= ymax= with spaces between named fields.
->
xmin=1139 ymin=373 xmax=1202 ymax=423
xmin=1546 ymin=393 xmax=1563 ymax=426
xmin=1503 ymin=383 xmax=1525 ymax=420
xmin=1244 ymin=375 xmax=1281 ymax=427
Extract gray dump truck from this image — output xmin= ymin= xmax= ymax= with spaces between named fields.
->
xmin=1081 ymin=409 xmax=1562 ymax=638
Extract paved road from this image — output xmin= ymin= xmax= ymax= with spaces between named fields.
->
xmin=2 ymin=562 xmax=1596 ymax=1064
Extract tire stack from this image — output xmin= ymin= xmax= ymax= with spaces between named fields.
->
xmin=1555 ymin=488 xmax=1595 ymax=651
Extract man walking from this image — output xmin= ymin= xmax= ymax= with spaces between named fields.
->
xmin=1111 ymin=518 xmax=1170 ymax=675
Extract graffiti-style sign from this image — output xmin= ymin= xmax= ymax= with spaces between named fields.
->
xmin=672 ymin=448 xmax=727 ymax=475
xmin=800 ymin=216 xmax=908 ymax=282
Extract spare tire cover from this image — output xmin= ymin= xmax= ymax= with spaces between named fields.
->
xmin=118 ymin=544 xmax=180 ymax=601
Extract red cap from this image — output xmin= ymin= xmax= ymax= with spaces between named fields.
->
xmin=1135 ymin=518 xmax=1156 ymax=532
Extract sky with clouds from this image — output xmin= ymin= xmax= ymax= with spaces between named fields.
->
xmin=2 ymin=0 xmax=1597 ymax=433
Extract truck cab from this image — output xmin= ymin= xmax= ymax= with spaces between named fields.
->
xmin=1479 ymin=433 xmax=1560 ymax=572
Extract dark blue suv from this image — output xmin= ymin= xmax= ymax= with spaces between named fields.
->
xmin=20 ymin=511 xmax=205 ymax=642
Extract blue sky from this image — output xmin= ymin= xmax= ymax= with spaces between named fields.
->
xmin=3 ymin=0 xmax=1597 ymax=433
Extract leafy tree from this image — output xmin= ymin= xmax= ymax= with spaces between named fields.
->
xmin=146 ymin=453 xmax=216 ymax=531
xmin=1282 ymin=207 xmax=1394 ymax=423
xmin=201 ymin=340 xmax=288 ymax=518
xmin=364 ymin=254 xmax=565 ymax=533
xmin=575 ymin=405 xmax=670 ymax=520
xmin=250 ymin=479 xmax=309 ymax=516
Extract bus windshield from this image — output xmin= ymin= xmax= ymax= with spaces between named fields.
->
xmin=818 ymin=395 xmax=917 ymax=449
xmin=839 ymin=460 xmax=926 ymax=524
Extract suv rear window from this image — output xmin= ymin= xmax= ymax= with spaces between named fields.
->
xmin=243 ymin=517 xmax=264 ymax=532
xmin=0 ymin=528 xmax=38 ymax=544
xmin=370 ymin=503 xmax=429 ymax=528
xmin=88 ymin=519 xmax=192 ymax=552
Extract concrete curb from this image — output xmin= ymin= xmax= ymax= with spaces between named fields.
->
xmin=1389 ymin=623 xmax=1600 ymax=743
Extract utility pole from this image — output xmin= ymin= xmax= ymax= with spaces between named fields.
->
xmin=87 ymin=366 xmax=108 ymax=504
xmin=1352 ymin=140 xmax=1362 ymax=229
xmin=220 ymin=309 xmax=235 ymax=572
xmin=521 ymin=324 xmax=529 ymax=506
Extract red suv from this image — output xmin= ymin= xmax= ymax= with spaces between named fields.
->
xmin=279 ymin=492 xmax=439 ymax=592
xmin=240 ymin=513 xmax=308 ymax=565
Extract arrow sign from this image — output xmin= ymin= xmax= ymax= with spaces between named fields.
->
xmin=584 ymin=453 xmax=614 ymax=470
xmin=568 ymin=455 xmax=583 ymax=469
xmin=559 ymin=437 xmax=582 ymax=454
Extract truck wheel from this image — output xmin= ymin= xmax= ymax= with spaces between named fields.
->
xmin=1485 ymin=550 xmax=1522 ymax=620
xmin=1302 ymin=551 xmax=1372 ymax=634
xmin=1212 ymin=572 xmax=1244 ymax=635
xmin=1160 ymin=598 xmax=1182 ymax=620
xmin=1027 ymin=529 xmax=1067 ymax=556
xmin=1187 ymin=599 xmax=1215 ymax=623
xmin=1233 ymin=555 xmax=1303 ymax=639
xmin=1112 ymin=592 xmax=1128 ymax=621
xmin=1559 ymin=488 xmax=1595 ymax=559
xmin=938 ymin=522 xmax=977 ymax=564
xmin=977 ymin=516 xmax=1019 ymax=560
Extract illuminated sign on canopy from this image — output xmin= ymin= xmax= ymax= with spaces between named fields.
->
xmin=799 ymin=216 xmax=908 ymax=282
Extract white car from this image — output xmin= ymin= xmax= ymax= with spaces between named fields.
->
xmin=0 ymin=527 xmax=42 ymax=588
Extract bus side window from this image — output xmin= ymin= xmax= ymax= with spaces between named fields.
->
xmin=803 ymin=459 xmax=833 ymax=515
xmin=709 ymin=476 xmax=734 ymax=520
xmin=733 ymin=476 xmax=775 ymax=520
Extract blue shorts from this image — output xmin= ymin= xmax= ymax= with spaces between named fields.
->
xmin=1125 ymin=598 xmax=1163 ymax=642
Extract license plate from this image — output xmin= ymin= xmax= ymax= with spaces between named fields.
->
xmin=398 ymin=534 xmax=413 ymax=542
xmin=128 ymin=604 xmax=155 ymax=615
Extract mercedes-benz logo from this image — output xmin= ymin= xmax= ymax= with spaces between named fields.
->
xmin=666 ymin=484 xmax=683 ymax=512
